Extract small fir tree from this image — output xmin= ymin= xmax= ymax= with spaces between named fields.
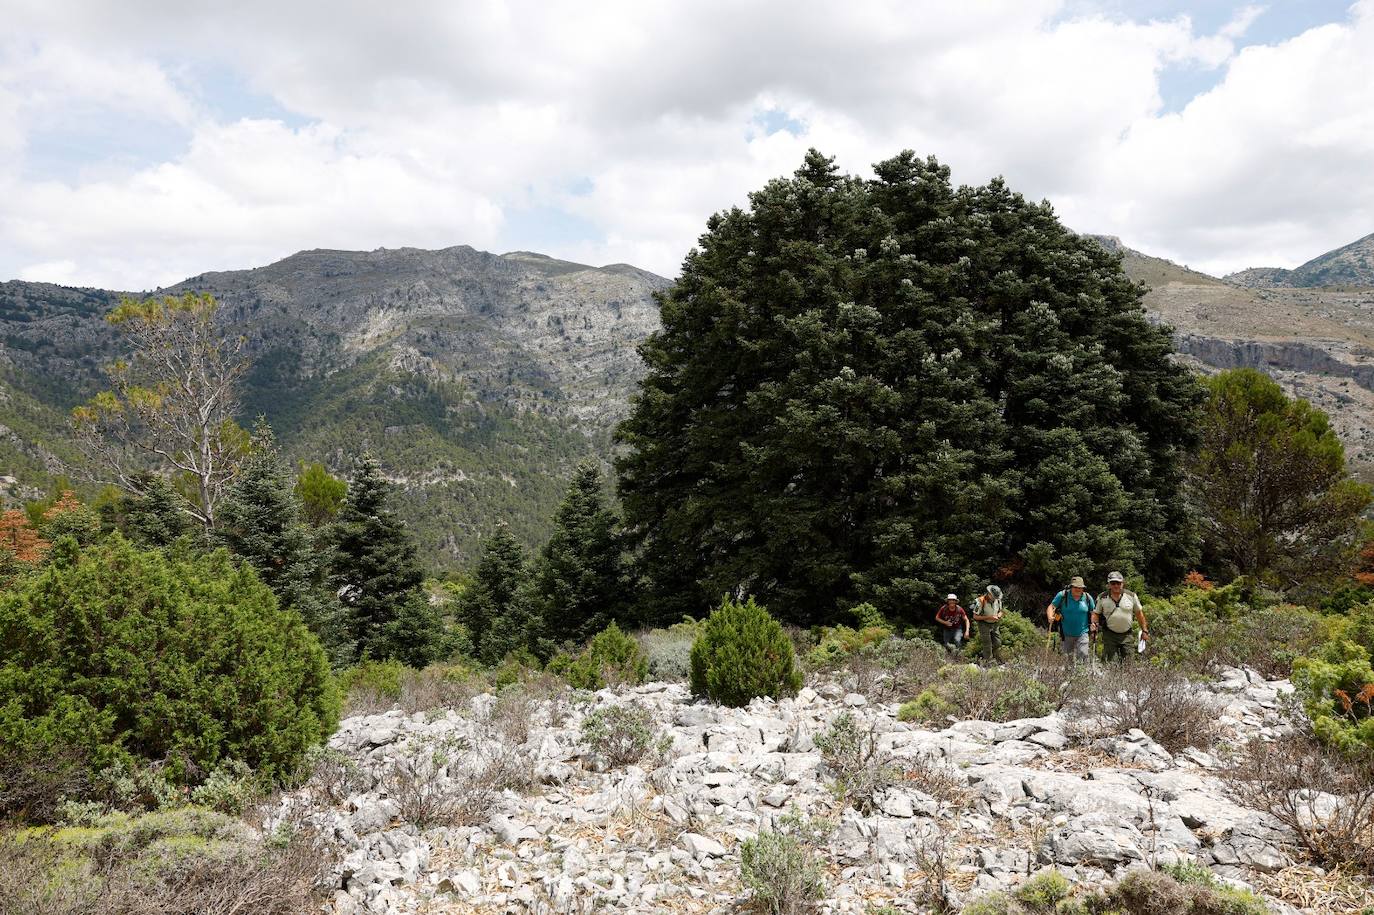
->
xmin=457 ymin=522 xmax=530 ymax=662
xmin=528 ymin=461 xmax=629 ymax=646
xmin=328 ymin=454 xmax=444 ymax=665
xmin=121 ymin=474 xmax=192 ymax=547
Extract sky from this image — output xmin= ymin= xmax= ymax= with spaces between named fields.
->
xmin=1 ymin=0 xmax=1370 ymax=290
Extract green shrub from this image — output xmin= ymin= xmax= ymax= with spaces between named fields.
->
xmin=1013 ymin=869 xmax=1071 ymax=912
xmin=805 ymin=624 xmax=892 ymax=670
xmin=1144 ymin=583 xmax=1326 ymax=678
xmin=579 ymin=703 xmax=667 ymax=767
xmin=189 ymin=761 xmax=259 ymax=816
xmin=1293 ymin=641 xmax=1374 ymax=753
xmin=0 ymin=535 xmax=339 ymax=794
xmin=690 ymin=596 xmax=802 ymax=707
xmin=548 ymin=622 xmax=648 ymax=690
xmin=738 ymin=812 xmax=828 ymax=915
xmin=490 ymin=649 xmax=543 ymax=690
xmin=1103 ymin=868 xmax=1268 ymax=915
xmin=338 ymin=659 xmax=410 ymax=700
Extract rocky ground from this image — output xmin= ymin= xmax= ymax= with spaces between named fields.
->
xmin=270 ymin=667 xmax=1354 ymax=914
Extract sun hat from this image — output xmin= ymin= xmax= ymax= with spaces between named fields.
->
xmin=986 ymin=585 xmax=1003 ymax=599
xmin=1107 ymin=571 xmax=1125 ymax=583
xmin=946 ymin=593 xmax=958 ymax=601
xmin=1069 ymin=576 xmax=1085 ymax=589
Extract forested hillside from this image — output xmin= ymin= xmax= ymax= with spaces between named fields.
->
xmin=0 ymin=248 xmax=666 ymax=566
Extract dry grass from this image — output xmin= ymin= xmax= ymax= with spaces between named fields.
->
xmin=1250 ymin=864 xmax=1374 ymax=915
xmin=0 ymin=817 xmax=331 ymax=915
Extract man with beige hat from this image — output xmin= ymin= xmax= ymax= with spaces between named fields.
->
xmin=1046 ymin=575 xmax=1095 ymax=663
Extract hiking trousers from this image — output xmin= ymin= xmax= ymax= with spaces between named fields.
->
xmin=1061 ymin=633 xmax=1092 ymax=662
xmin=1101 ymin=627 xmax=1133 ymax=662
xmin=941 ymin=627 xmax=965 ymax=654
xmin=978 ymin=622 xmax=1001 ymax=660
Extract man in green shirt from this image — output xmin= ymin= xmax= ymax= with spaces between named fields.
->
xmin=1046 ymin=576 xmax=1095 ymax=663
xmin=1094 ymin=571 xmax=1149 ymax=662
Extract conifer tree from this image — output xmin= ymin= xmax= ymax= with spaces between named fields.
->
xmin=296 ymin=462 xmax=348 ymax=526
xmin=457 ymin=522 xmax=530 ymax=663
xmin=528 ymin=461 xmax=629 ymax=646
xmin=329 ymin=454 xmax=444 ymax=665
xmin=121 ymin=474 xmax=192 ymax=547
xmin=217 ymin=425 xmax=348 ymax=658
xmin=618 ymin=150 xmax=1202 ymax=625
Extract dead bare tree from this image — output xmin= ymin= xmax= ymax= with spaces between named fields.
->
xmin=71 ymin=293 xmax=248 ymax=528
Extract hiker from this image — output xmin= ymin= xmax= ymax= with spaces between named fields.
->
xmin=935 ymin=593 xmax=970 ymax=655
xmin=1046 ymin=576 xmax=1095 ymax=662
xmin=970 ymin=584 xmax=1004 ymax=662
xmin=1094 ymin=571 xmax=1149 ymax=662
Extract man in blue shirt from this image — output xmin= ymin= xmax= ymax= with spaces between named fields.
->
xmin=1046 ymin=575 xmax=1095 ymax=663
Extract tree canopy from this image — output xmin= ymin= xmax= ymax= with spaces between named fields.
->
xmin=1192 ymin=368 xmax=1372 ymax=595
xmin=617 ymin=150 xmax=1202 ymax=625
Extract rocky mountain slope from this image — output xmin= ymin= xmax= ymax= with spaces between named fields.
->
xmin=1091 ymin=235 xmax=1374 ymax=477
xmin=1224 ymin=232 xmax=1374 ymax=288
xmin=0 ymin=248 xmax=667 ymax=564
xmin=268 ymin=667 xmax=1342 ymax=914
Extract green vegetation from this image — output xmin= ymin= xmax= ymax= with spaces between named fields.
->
xmin=578 ymin=703 xmax=666 ymax=767
xmin=547 ymin=622 xmax=648 ymax=690
xmin=689 ymin=596 xmax=802 ymax=707
xmin=526 ymin=460 xmax=631 ymax=646
xmin=1194 ymin=368 xmax=1372 ymax=598
xmin=328 ymin=454 xmax=446 ymax=666
xmin=458 ymin=522 xmax=537 ymax=663
xmin=0 ymin=534 xmax=338 ymax=797
xmin=618 ymin=150 xmax=1202 ymax=625
xmin=738 ymin=813 xmax=829 ymax=915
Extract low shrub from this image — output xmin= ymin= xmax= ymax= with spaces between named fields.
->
xmin=1012 ymin=869 xmax=1071 ymax=913
xmin=580 ymin=703 xmax=668 ymax=768
xmin=383 ymin=733 xmax=523 ymax=829
xmin=819 ymin=635 xmax=945 ymax=702
xmin=1068 ymin=664 xmax=1219 ymax=754
xmin=690 ymin=596 xmax=802 ymax=707
xmin=639 ymin=618 xmax=700 ymax=681
xmin=738 ymin=812 xmax=829 ymax=915
xmin=188 ymin=760 xmax=259 ymax=815
xmin=0 ymin=807 xmax=331 ymax=915
xmin=814 ymin=712 xmax=895 ymax=814
xmin=0 ymin=742 xmax=89 ymax=824
xmin=898 ymin=661 xmax=1061 ymax=725
xmin=548 ymin=622 xmax=648 ymax=690
xmin=963 ymin=864 xmax=1269 ymax=915
xmin=1292 ymin=640 xmax=1374 ymax=753
xmin=1226 ymin=733 xmax=1374 ymax=873
xmin=805 ymin=624 xmax=893 ymax=671
xmin=490 ymin=649 xmax=544 ymax=690
xmin=337 ymin=659 xmax=409 ymax=701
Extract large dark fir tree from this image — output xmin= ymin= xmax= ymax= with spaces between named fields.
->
xmin=616 ymin=150 xmax=1203 ymax=626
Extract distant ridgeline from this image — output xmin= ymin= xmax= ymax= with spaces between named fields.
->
xmin=0 ymin=247 xmax=668 ymax=568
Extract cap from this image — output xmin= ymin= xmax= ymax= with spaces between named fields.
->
xmin=1069 ymin=576 xmax=1085 ymax=589
xmin=1107 ymin=571 xmax=1125 ymax=583
xmin=946 ymin=593 xmax=958 ymax=601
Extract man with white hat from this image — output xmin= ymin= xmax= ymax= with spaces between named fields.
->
xmin=1095 ymin=571 xmax=1149 ymax=662
xmin=1046 ymin=575 xmax=1095 ymax=663
xmin=934 ymin=593 xmax=970 ymax=655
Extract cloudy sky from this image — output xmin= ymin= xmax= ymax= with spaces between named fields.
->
xmin=2 ymin=0 xmax=1370 ymax=289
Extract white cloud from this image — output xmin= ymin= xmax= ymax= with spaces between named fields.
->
xmin=0 ymin=0 xmax=1371 ymax=286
